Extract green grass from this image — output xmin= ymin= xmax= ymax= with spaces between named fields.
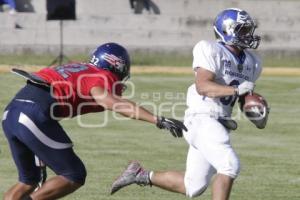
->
xmin=0 ymin=73 xmax=300 ymax=199
xmin=0 ymin=54 xmax=89 ymax=66
xmin=0 ymin=52 xmax=192 ymax=67
xmin=262 ymin=56 xmax=300 ymax=68
xmin=0 ymin=53 xmax=300 ymax=67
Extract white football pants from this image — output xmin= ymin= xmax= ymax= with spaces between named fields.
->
xmin=183 ymin=114 xmax=240 ymax=198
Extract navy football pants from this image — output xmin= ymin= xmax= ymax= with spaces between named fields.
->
xmin=1 ymin=83 xmax=86 ymax=185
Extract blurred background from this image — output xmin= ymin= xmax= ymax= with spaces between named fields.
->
xmin=0 ymin=0 xmax=300 ymax=67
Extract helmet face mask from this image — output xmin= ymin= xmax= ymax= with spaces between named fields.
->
xmin=89 ymin=43 xmax=131 ymax=81
xmin=232 ymin=22 xmax=260 ymax=49
xmin=214 ymin=8 xmax=261 ymax=49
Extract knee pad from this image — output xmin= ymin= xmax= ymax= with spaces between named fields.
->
xmin=184 ymin=176 xmax=209 ymax=198
xmin=61 ymin=160 xmax=87 ymax=185
xmin=218 ymin=149 xmax=240 ymax=179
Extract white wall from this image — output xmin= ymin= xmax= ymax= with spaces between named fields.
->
xmin=0 ymin=0 xmax=300 ymax=55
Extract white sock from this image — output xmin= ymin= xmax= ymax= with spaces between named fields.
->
xmin=149 ymin=171 xmax=154 ymax=181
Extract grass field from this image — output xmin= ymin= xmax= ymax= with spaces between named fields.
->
xmin=1 ymin=72 xmax=300 ymax=200
xmin=1 ymin=53 xmax=300 ymax=68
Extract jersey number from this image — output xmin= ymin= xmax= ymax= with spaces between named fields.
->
xmin=54 ymin=64 xmax=88 ymax=79
xmin=220 ymin=80 xmax=239 ymax=107
xmin=90 ymin=55 xmax=100 ymax=66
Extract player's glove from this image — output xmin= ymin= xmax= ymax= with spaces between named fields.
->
xmin=235 ymin=81 xmax=255 ymax=96
xmin=156 ymin=117 xmax=187 ymax=138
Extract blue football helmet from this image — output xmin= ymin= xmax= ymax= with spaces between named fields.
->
xmin=214 ymin=8 xmax=261 ymax=49
xmin=89 ymin=42 xmax=131 ymax=81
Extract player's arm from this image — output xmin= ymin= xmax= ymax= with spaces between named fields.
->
xmin=195 ymin=67 xmax=254 ymax=98
xmin=91 ymin=86 xmax=156 ymax=123
xmin=90 ymin=86 xmax=187 ymax=137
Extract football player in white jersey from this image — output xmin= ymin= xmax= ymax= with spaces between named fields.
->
xmin=110 ymin=8 xmax=262 ymax=200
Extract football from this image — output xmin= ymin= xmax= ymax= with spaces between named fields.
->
xmin=239 ymin=92 xmax=269 ymax=129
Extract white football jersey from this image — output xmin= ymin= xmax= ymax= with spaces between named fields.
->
xmin=186 ymin=40 xmax=262 ymax=117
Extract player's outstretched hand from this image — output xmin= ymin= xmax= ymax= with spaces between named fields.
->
xmin=156 ymin=117 xmax=187 ymax=138
xmin=236 ymin=81 xmax=255 ymax=96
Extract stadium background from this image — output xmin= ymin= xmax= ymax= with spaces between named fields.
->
xmin=0 ymin=0 xmax=300 ymax=199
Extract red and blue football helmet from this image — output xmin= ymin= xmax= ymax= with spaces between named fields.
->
xmin=90 ymin=43 xmax=131 ymax=81
xmin=214 ymin=8 xmax=261 ymax=49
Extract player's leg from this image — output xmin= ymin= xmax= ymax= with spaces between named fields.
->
xmin=150 ymin=171 xmax=185 ymax=194
xmin=2 ymin=110 xmax=40 ymax=200
xmin=16 ymin=110 xmax=87 ymax=199
xmin=183 ymin=145 xmax=216 ymax=198
xmin=193 ymin=116 xmax=240 ymax=200
xmin=3 ymin=102 xmax=86 ymax=199
xmin=110 ymin=146 xmax=215 ymax=196
xmin=31 ymin=176 xmax=82 ymax=199
xmin=4 ymin=182 xmax=36 ymax=200
xmin=149 ymin=144 xmax=216 ymax=196
xmin=148 ymin=148 xmax=215 ymax=196
xmin=29 ymin=146 xmax=85 ymax=199
xmin=111 ymin=115 xmax=216 ymax=196
xmin=209 ymin=147 xmax=238 ymax=200
xmin=212 ymin=174 xmax=233 ymax=200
